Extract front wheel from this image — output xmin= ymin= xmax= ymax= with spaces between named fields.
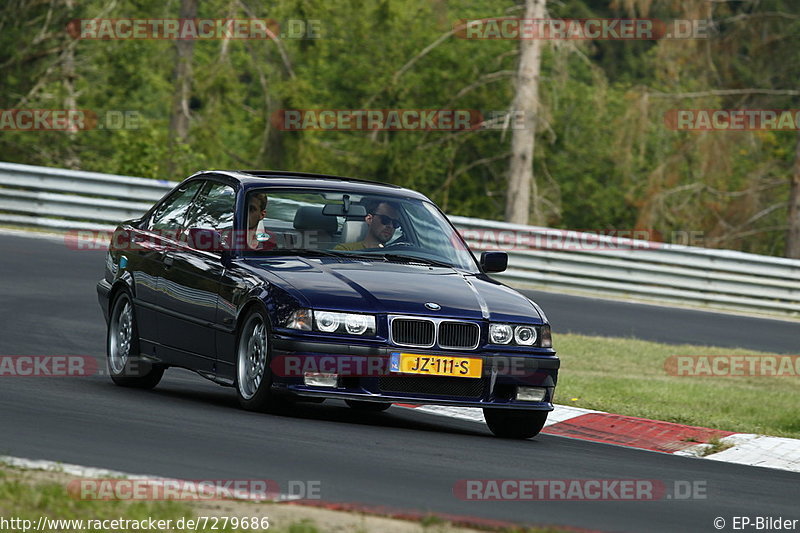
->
xmin=107 ymin=291 xmax=164 ymax=389
xmin=483 ymin=409 xmax=548 ymax=439
xmin=236 ymin=308 xmax=282 ymax=412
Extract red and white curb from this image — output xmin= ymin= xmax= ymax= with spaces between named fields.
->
xmin=397 ymin=404 xmax=800 ymax=473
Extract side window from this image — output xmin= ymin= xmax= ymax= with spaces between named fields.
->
xmin=148 ymin=181 xmax=203 ymax=232
xmin=185 ymin=181 xmax=235 ymax=231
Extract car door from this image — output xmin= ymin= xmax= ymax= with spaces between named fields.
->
xmin=130 ymin=180 xmax=203 ymax=346
xmin=155 ymin=179 xmax=235 ymax=373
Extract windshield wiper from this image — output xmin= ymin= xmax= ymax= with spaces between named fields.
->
xmin=258 ymin=249 xmax=385 ymax=261
xmin=378 ymin=253 xmax=455 ymax=269
xmin=257 ymin=248 xmax=455 ymax=268
xmin=259 ymin=248 xmax=349 ymax=258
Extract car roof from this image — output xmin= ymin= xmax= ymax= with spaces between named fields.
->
xmin=191 ymin=170 xmax=431 ymax=201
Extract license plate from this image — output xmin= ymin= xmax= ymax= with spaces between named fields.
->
xmin=389 ymin=352 xmax=482 ymax=378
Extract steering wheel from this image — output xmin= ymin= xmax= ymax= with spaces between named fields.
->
xmin=381 ymin=243 xmax=429 ymax=255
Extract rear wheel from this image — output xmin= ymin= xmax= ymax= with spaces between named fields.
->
xmin=236 ymin=308 xmax=283 ymax=412
xmin=345 ymin=400 xmax=392 ymax=412
xmin=107 ymin=291 xmax=164 ymax=389
xmin=483 ymin=409 xmax=548 ymax=439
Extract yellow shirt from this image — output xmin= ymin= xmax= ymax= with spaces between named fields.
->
xmin=334 ymin=241 xmax=368 ymax=251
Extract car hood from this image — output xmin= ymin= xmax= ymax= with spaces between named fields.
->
xmin=242 ymin=257 xmax=543 ymax=323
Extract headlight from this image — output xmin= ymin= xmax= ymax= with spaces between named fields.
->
xmin=314 ymin=311 xmax=376 ymax=336
xmin=315 ymin=311 xmax=340 ymax=332
xmin=514 ymin=325 xmax=537 ymax=346
xmin=490 ymin=323 xmax=550 ymax=347
xmin=344 ymin=314 xmax=370 ymax=335
xmin=489 ymin=324 xmax=513 ymax=344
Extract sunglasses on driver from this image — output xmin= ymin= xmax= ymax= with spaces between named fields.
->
xmin=369 ymin=212 xmax=402 ymax=228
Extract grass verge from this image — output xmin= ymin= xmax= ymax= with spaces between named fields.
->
xmin=554 ymin=333 xmax=799 ymax=438
xmin=0 ymin=465 xmax=571 ymax=533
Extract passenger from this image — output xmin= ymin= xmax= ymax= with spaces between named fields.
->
xmin=247 ymin=193 xmax=276 ymax=250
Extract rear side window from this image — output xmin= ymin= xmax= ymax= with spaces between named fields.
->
xmin=185 ymin=181 xmax=236 ymax=231
xmin=148 ymin=181 xmax=203 ymax=232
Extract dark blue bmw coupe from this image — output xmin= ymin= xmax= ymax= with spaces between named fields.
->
xmin=97 ymin=170 xmax=559 ymax=438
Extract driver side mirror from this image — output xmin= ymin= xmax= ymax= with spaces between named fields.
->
xmin=480 ymin=251 xmax=508 ymax=273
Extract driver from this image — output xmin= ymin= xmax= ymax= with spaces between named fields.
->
xmin=335 ymin=199 xmax=401 ymax=251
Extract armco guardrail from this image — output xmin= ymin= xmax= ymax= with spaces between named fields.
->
xmin=1 ymin=161 xmax=799 ymax=318
xmin=0 ymin=162 xmax=174 ymax=230
xmin=450 ymin=216 xmax=800 ymax=316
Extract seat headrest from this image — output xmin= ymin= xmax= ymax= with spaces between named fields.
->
xmin=293 ymin=206 xmax=337 ymax=233
xmin=342 ymin=220 xmax=367 ymax=242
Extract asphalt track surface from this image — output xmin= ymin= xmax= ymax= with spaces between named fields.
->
xmin=1 ymin=232 xmax=798 ymax=532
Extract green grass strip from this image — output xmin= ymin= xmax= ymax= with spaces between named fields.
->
xmin=555 ymin=333 xmax=799 ymax=438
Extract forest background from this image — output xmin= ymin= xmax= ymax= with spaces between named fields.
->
xmin=2 ymin=0 xmax=799 ymax=257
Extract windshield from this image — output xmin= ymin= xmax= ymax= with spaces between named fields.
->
xmin=242 ymin=188 xmax=478 ymax=272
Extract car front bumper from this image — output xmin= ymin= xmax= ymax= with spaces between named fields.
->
xmin=270 ymin=335 xmax=559 ymax=410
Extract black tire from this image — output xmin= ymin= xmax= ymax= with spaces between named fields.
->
xmin=235 ymin=307 xmax=283 ymax=412
xmin=345 ymin=399 xmax=392 ymax=412
xmin=107 ymin=290 xmax=164 ymax=389
xmin=483 ymin=409 xmax=548 ymax=439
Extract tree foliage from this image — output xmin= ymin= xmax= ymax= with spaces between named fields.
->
xmin=1 ymin=0 xmax=799 ymax=256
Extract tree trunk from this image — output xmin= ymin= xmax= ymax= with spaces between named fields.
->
xmin=505 ymin=0 xmax=545 ymax=225
xmin=167 ymin=0 xmax=198 ymax=172
xmin=63 ymin=0 xmax=79 ymax=168
xmin=786 ymin=131 xmax=800 ymax=258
